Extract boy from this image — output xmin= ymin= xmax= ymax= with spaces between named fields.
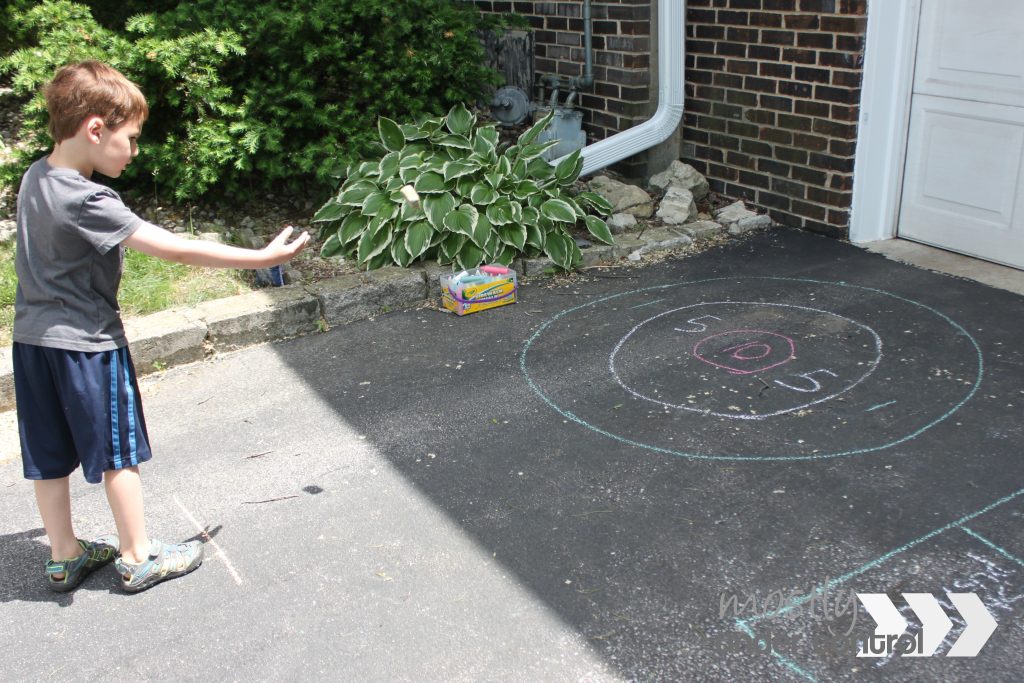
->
xmin=14 ymin=60 xmax=310 ymax=593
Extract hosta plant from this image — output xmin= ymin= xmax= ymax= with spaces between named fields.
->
xmin=312 ymin=104 xmax=614 ymax=271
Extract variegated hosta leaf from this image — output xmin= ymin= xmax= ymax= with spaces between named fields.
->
xmin=399 ymin=165 xmax=420 ymax=184
xmin=486 ymin=199 xmax=515 ymax=226
xmin=439 ymin=232 xmax=466 ymax=264
xmin=357 ymin=216 xmax=392 ymax=264
xmin=476 ymin=125 xmax=499 ymax=148
xmin=472 ymin=132 xmax=495 ymax=158
xmin=320 ymin=232 xmax=344 ymax=258
xmin=471 ymin=213 xmax=492 ymax=249
xmin=540 ymin=198 xmax=577 ymax=223
xmin=584 ymin=215 xmax=614 ymax=245
xmin=391 ymin=234 xmax=414 ymax=267
xmin=543 ymin=230 xmax=578 ymax=270
xmin=498 ymin=223 xmax=527 ymax=251
xmin=399 ymin=149 xmax=422 ymax=166
xmin=414 ymin=171 xmax=447 ymax=194
xmin=361 ymin=191 xmax=392 ymax=217
xmin=528 ymin=157 xmax=556 ymax=182
xmin=497 ymin=156 xmax=512 ymax=176
xmin=443 ymin=160 xmax=478 ymax=183
xmin=456 ymin=177 xmax=476 ymax=199
xmin=424 ymin=192 xmax=457 ymax=231
xmin=400 ymin=123 xmax=428 ymax=141
xmin=470 ymin=184 xmax=499 ymax=205
xmin=518 ymin=109 xmax=554 ymax=146
xmin=435 ymin=134 xmax=472 ymax=151
xmin=525 ymin=223 xmax=545 ymax=250
xmin=378 ymin=151 xmax=400 ymax=180
xmin=482 ymin=229 xmax=501 ymax=260
xmin=521 ymin=206 xmax=540 ymax=226
xmin=444 ymin=204 xmax=479 ymax=238
xmin=513 ymin=179 xmax=540 ymax=201
xmin=399 ymin=198 xmax=425 ymax=222
xmin=576 ymin=191 xmax=614 ymax=216
xmin=338 ymin=179 xmax=377 ymax=206
xmin=495 ymin=244 xmax=517 ymax=266
xmin=555 ymin=149 xmax=584 ymax=185
xmin=339 ymin=213 xmax=369 ymax=245
xmin=405 ymin=221 xmax=433 ymax=259
xmin=518 ymin=140 xmax=558 ymax=161
xmin=416 ymin=116 xmax=444 ymax=137
xmin=485 ymin=172 xmax=504 ymax=189
xmin=312 ymin=200 xmax=346 ymax=223
xmin=445 ymin=102 xmax=476 ymax=136
xmin=456 ymin=241 xmax=485 ymax=270
xmin=378 ymin=117 xmax=405 ymax=152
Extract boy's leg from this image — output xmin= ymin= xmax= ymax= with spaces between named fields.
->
xmin=103 ymin=466 xmax=149 ymax=564
xmin=33 ymin=476 xmax=84 ymax=567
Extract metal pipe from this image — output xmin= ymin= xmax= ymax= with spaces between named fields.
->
xmin=570 ymin=0 xmax=594 ymax=90
xmin=554 ymin=0 xmax=686 ymax=176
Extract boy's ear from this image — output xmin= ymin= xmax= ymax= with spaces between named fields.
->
xmin=83 ymin=116 xmax=105 ymax=144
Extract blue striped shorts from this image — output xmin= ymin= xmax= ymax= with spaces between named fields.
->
xmin=13 ymin=342 xmax=152 ymax=484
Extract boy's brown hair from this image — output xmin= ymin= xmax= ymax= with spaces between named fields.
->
xmin=43 ymin=60 xmax=149 ymax=142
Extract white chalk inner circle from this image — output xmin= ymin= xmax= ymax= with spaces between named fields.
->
xmin=609 ymin=302 xmax=883 ymax=420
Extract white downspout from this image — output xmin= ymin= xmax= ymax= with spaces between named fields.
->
xmin=554 ymin=0 xmax=686 ymax=176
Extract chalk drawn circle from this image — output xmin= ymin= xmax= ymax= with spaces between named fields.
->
xmin=519 ymin=277 xmax=984 ymax=461
xmin=609 ymin=302 xmax=883 ymax=420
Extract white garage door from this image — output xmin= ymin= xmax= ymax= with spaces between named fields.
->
xmin=897 ymin=0 xmax=1024 ymax=270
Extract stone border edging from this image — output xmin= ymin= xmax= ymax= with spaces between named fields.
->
xmin=0 ymin=224 xmax=756 ymax=412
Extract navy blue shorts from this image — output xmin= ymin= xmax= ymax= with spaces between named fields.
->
xmin=14 ymin=342 xmax=152 ymax=484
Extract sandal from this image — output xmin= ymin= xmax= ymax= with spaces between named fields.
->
xmin=114 ymin=539 xmax=204 ymax=593
xmin=45 ymin=535 xmax=119 ymax=592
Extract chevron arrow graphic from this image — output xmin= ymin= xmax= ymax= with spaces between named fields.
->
xmin=856 ymin=593 xmax=908 ymax=658
xmin=902 ymin=593 xmax=953 ymax=657
xmin=946 ymin=593 xmax=998 ymax=657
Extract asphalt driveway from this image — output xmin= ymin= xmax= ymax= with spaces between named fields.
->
xmin=1 ymin=228 xmax=1022 ymax=682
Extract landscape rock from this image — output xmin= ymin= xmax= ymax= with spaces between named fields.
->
xmin=729 ymin=213 xmax=773 ymax=235
xmin=628 ymin=227 xmax=693 ymax=259
xmin=587 ymin=176 xmax=655 ymax=218
xmin=196 ymin=286 xmax=320 ymax=351
xmin=714 ymin=200 xmax=757 ymax=227
xmin=307 ymin=267 xmax=427 ymax=326
xmin=649 ymin=160 xmax=710 ymax=200
xmin=681 ymin=220 xmax=725 ymax=239
xmin=607 ymin=213 xmax=637 ymax=234
xmin=123 ymin=309 xmax=208 ymax=375
xmin=656 ymin=186 xmax=698 ymax=225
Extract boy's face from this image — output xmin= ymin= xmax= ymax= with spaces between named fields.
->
xmin=89 ymin=118 xmax=141 ymax=178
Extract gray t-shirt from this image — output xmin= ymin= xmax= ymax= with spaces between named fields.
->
xmin=13 ymin=157 xmax=150 ymax=351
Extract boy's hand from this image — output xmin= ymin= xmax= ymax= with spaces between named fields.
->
xmin=261 ymin=226 xmax=310 ymax=266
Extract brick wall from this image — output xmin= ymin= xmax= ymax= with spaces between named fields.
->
xmin=473 ymin=0 xmax=868 ymax=237
xmin=683 ymin=0 xmax=866 ymax=237
xmin=473 ymin=1 xmax=655 ymax=176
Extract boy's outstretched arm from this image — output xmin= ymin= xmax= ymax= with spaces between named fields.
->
xmin=123 ymin=224 xmax=310 ymax=269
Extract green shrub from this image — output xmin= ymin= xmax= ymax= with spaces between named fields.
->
xmin=1 ymin=0 xmax=506 ymax=202
xmin=313 ymin=106 xmax=614 ymax=272
xmin=1 ymin=0 xmax=246 ymax=199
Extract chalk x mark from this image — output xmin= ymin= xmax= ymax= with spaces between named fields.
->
xmin=173 ymin=495 xmax=243 ymax=586
xmin=960 ymin=526 xmax=1024 ymax=568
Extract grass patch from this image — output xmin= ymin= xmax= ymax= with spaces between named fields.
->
xmin=0 ymin=241 xmax=253 ymax=345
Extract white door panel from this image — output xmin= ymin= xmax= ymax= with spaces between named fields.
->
xmin=899 ymin=95 xmax=1024 ymax=266
xmin=915 ymin=0 xmax=1024 ymax=108
xmin=899 ymin=0 xmax=1024 ymax=269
